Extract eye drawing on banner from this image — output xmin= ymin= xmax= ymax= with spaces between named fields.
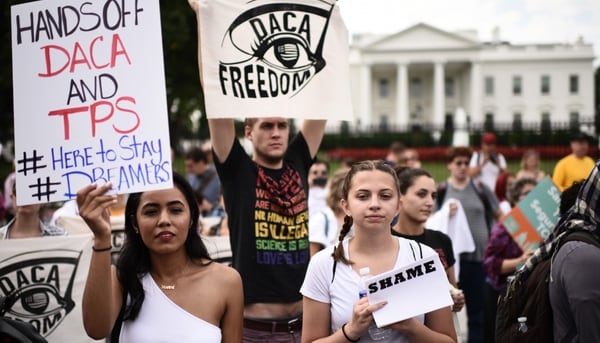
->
xmin=0 ymin=250 xmax=81 ymax=337
xmin=219 ymin=2 xmax=335 ymax=98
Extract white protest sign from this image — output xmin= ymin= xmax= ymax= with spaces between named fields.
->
xmin=0 ymin=235 xmax=100 ymax=342
xmin=197 ymin=0 xmax=353 ymax=120
xmin=364 ymin=254 xmax=453 ymax=327
xmin=11 ymin=0 xmax=172 ymax=206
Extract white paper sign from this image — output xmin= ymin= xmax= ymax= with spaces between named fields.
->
xmin=0 ymin=235 xmax=101 ymax=342
xmin=197 ymin=0 xmax=353 ymax=120
xmin=364 ymin=254 xmax=453 ymax=327
xmin=11 ymin=0 xmax=172 ymax=206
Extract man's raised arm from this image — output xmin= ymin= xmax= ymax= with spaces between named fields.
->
xmin=301 ymin=120 xmax=327 ymax=158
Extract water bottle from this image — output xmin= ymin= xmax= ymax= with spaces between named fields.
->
xmin=517 ymin=316 xmax=529 ymax=334
xmin=359 ymin=267 xmax=392 ymax=341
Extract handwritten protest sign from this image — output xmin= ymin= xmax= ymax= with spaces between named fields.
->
xmin=0 ymin=235 xmax=100 ymax=342
xmin=363 ymin=254 xmax=453 ymax=327
xmin=11 ymin=0 xmax=172 ymax=206
xmin=502 ymin=177 xmax=561 ymax=251
xmin=196 ymin=0 xmax=352 ymax=120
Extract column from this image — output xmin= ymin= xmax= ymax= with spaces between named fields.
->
xmin=470 ymin=61 xmax=482 ymax=124
xmin=433 ymin=60 xmax=445 ymax=128
xmin=360 ymin=62 xmax=372 ymax=129
xmin=396 ymin=62 xmax=409 ymax=128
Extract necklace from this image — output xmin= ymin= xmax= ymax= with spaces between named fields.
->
xmin=160 ymin=284 xmax=175 ymax=290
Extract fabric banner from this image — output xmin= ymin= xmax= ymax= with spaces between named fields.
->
xmin=197 ymin=0 xmax=353 ymax=120
xmin=11 ymin=0 xmax=172 ymax=206
xmin=0 ymin=235 xmax=101 ymax=342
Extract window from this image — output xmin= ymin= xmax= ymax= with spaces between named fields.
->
xmin=378 ymin=79 xmax=389 ymax=98
xmin=444 ymin=113 xmax=454 ymax=131
xmin=485 ymin=76 xmax=494 ymax=96
xmin=484 ymin=113 xmax=494 ymax=132
xmin=541 ymin=75 xmax=551 ymax=95
xmin=513 ymin=113 xmax=523 ymax=131
xmin=513 ymin=76 xmax=522 ymax=95
xmin=569 ymin=111 xmax=580 ymax=131
xmin=445 ymin=77 xmax=455 ymax=97
xmin=379 ymin=114 xmax=389 ymax=132
xmin=410 ymin=78 xmax=422 ymax=97
xmin=541 ymin=112 xmax=551 ymax=133
xmin=569 ymin=75 xmax=579 ymax=94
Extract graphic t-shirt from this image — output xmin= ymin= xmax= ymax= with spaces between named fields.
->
xmin=215 ymin=134 xmax=312 ymax=304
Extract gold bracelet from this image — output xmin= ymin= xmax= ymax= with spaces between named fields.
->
xmin=92 ymin=245 xmax=112 ymax=252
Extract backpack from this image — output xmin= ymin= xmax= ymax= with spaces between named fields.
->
xmin=436 ymin=179 xmax=494 ymax=232
xmin=495 ymin=230 xmax=600 ymax=343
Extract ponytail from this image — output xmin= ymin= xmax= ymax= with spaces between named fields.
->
xmin=332 ymin=215 xmax=353 ymax=265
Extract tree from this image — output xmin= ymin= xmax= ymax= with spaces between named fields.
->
xmin=595 ymin=66 xmax=599 ymax=133
xmin=596 ymin=66 xmax=600 ymax=111
xmin=0 ymin=0 xmax=205 ymax=153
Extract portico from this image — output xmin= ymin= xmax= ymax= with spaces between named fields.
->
xmin=347 ymin=22 xmax=595 ymax=132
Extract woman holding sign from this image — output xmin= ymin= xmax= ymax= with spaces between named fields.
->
xmin=77 ymin=173 xmax=243 ymax=342
xmin=390 ymin=167 xmax=465 ymax=311
xmin=301 ymin=160 xmax=456 ymax=343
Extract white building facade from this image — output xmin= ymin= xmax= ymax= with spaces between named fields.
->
xmin=347 ymin=23 xmax=596 ymax=132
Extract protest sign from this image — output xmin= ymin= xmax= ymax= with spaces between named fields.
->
xmin=11 ymin=0 xmax=172 ymax=206
xmin=196 ymin=0 xmax=353 ymax=120
xmin=363 ymin=254 xmax=453 ymax=327
xmin=502 ymin=177 xmax=561 ymax=251
xmin=0 ymin=235 xmax=99 ymax=342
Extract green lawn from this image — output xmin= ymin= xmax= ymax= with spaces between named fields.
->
xmin=319 ymin=154 xmax=558 ymax=185
xmin=421 ymin=159 xmax=557 ymax=184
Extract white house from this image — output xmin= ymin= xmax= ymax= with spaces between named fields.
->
xmin=346 ymin=23 xmax=596 ymax=133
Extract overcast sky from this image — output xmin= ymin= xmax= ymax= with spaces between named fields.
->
xmin=339 ymin=0 xmax=599 ymax=66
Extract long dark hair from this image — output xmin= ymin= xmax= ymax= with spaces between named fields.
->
xmin=117 ymin=172 xmax=211 ymax=321
xmin=394 ymin=166 xmax=432 ymax=195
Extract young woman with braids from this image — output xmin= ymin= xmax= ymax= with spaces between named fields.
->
xmin=300 ymin=160 xmax=456 ymax=342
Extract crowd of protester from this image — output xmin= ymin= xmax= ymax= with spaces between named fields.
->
xmin=1 ymin=126 xmax=596 ymax=342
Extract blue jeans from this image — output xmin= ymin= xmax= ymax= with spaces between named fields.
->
xmin=459 ymin=260 xmax=485 ymax=343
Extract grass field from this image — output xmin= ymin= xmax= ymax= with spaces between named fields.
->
xmin=319 ymin=154 xmax=558 ymax=184
xmin=421 ymin=159 xmax=557 ymax=184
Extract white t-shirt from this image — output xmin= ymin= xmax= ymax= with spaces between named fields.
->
xmin=300 ymin=237 xmax=436 ymax=343
xmin=308 ymin=186 xmax=329 ymax=215
xmin=469 ymin=151 xmax=507 ymax=191
xmin=308 ymin=207 xmax=339 ymax=249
